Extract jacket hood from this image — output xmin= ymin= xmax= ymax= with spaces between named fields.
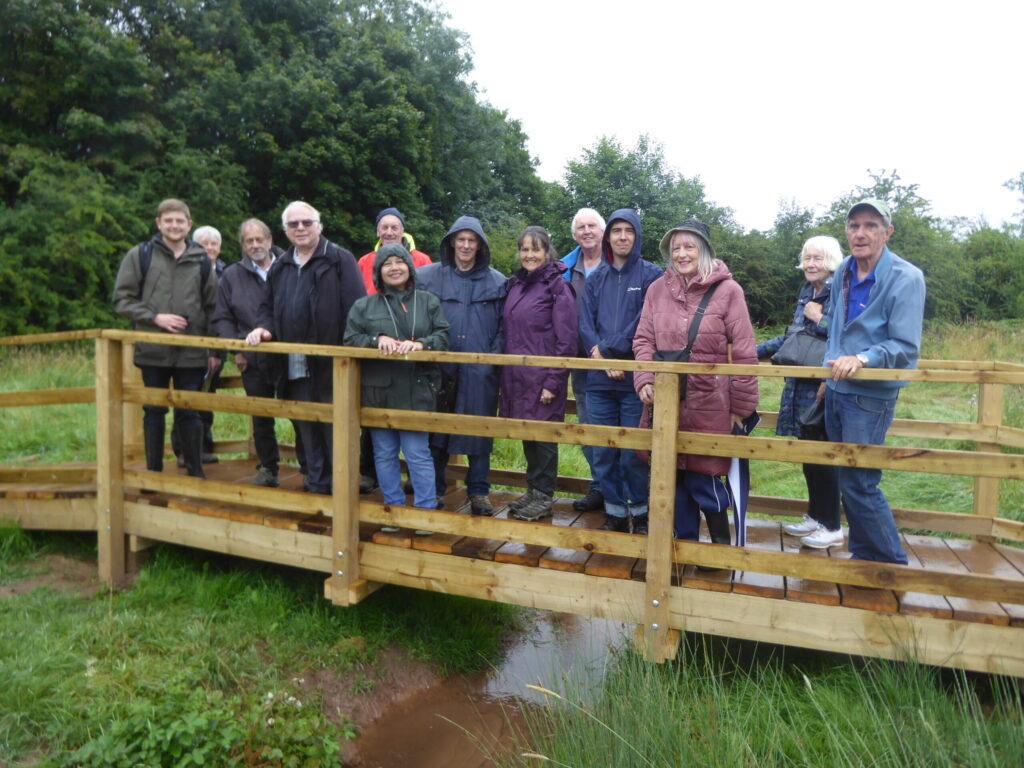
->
xmin=373 ymin=243 xmax=416 ymax=293
xmin=601 ymin=208 xmax=643 ymax=268
xmin=439 ymin=215 xmax=491 ymax=270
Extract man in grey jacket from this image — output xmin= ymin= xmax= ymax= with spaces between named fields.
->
xmin=112 ymin=198 xmax=220 ymax=480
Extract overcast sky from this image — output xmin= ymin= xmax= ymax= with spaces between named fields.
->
xmin=436 ymin=0 xmax=1023 ymax=232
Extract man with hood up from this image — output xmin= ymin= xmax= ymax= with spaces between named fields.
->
xmin=344 ymin=244 xmax=450 ymax=525
xmin=579 ymin=209 xmax=663 ymax=533
xmin=417 ymin=215 xmax=506 ymax=515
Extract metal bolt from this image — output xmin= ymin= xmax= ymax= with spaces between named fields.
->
xmin=652 ymin=623 xmax=660 ymax=631
xmin=336 ymin=571 xmax=344 ymax=577
xmin=336 ymin=551 xmax=344 ymax=558
xmin=651 ymin=599 xmax=660 ymax=607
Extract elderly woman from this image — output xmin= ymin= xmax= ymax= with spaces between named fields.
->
xmin=500 ymin=226 xmax=579 ymax=521
xmin=633 ymin=219 xmax=759 ymax=550
xmin=344 ymin=244 xmax=450 ymax=533
xmin=756 ymin=235 xmax=844 ymax=549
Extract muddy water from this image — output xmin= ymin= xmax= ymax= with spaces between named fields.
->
xmin=353 ymin=613 xmax=629 ymax=768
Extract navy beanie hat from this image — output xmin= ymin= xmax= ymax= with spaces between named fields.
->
xmin=375 ymin=207 xmax=405 ymax=227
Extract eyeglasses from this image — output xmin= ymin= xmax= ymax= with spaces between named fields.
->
xmin=285 ymin=219 xmax=318 ymax=229
xmin=801 ymin=254 xmax=827 ymax=264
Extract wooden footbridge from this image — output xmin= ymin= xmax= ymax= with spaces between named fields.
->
xmin=3 ymin=330 xmax=1024 ymax=676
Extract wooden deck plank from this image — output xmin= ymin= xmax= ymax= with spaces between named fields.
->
xmin=733 ymin=518 xmax=785 ymax=599
xmin=494 ymin=498 xmax=579 ymax=567
xmin=781 ymin=532 xmax=841 ymax=606
xmin=679 ymin=523 xmax=733 ymax=592
xmin=898 ymin=535 xmax=953 ymax=619
xmin=539 ymin=509 xmax=602 ymax=573
xmin=833 ymin=550 xmax=900 ymax=613
xmin=946 ymin=539 xmax=1024 ymax=626
xmin=903 ymin=534 xmax=1008 ymax=626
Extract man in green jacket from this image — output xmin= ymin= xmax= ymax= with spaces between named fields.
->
xmin=112 ymin=198 xmax=221 ymax=480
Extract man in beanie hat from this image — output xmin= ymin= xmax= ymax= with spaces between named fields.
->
xmin=820 ymin=198 xmax=925 ymax=565
xmin=357 ymin=207 xmax=432 ymax=295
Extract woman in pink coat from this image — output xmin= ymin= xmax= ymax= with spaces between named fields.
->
xmin=633 ymin=219 xmax=758 ymax=548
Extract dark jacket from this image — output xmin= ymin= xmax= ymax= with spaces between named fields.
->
xmin=344 ymin=244 xmax=449 ymax=412
xmin=578 ymin=209 xmax=662 ymax=393
xmin=756 ymin=278 xmax=832 ymax=437
xmin=256 ymin=236 xmax=365 ymax=392
xmin=499 ymin=261 xmax=578 ymax=422
xmin=211 ymin=255 xmax=276 ymax=370
xmin=111 ymin=235 xmax=218 ymax=368
xmin=560 ymin=244 xmax=593 ymax=395
xmin=416 ymin=215 xmax=506 ymax=455
xmin=633 ymin=260 xmax=759 ymax=476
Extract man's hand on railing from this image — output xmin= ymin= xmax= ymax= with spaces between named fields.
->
xmin=245 ymin=328 xmax=272 ymax=346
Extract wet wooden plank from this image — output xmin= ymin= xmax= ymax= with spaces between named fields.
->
xmin=947 ymin=539 xmax=1024 ymax=626
xmin=904 ymin=534 xmax=1008 ymax=625
xmin=898 ymin=534 xmax=953 ymax=619
xmin=451 ymin=507 xmax=511 ymax=561
xmin=733 ymin=518 xmax=785 ymax=599
xmin=495 ymin=498 xmax=579 ymax=567
xmin=833 ymin=551 xmax=899 ymax=613
xmin=782 ymin=533 xmax=841 ymax=606
xmin=539 ymin=509 xmax=602 ymax=574
xmin=297 ymin=514 xmax=331 ymax=535
xmin=585 ymin=551 xmax=637 ymax=580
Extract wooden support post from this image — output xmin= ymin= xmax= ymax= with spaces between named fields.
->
xmin=122 ymin=342 xmax=143 ymax=460
xmin=329 ymin=357 xmax=363 ymax=605
xmin=96 ymin=337 xmax=126 ymax=587
xmin=641 ymin=371 xmax=681 ymax=662
xmin=973 ymin=382 xmax=1004 ymax=542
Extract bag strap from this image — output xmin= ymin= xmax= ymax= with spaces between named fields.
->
xmin=682 ymin=282 xmax=720 ymax=354
xmin=136 ymin=239 xmax=211 ymax=299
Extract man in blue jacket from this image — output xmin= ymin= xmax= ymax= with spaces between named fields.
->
xmin=579 ymin=209 xmax=662 ymax=533
xmin=822 ymin=198 xmax=925 ymax=564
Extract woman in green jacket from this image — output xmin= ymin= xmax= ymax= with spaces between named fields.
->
xmin=344 ymin=244 xmax=450 ymax=529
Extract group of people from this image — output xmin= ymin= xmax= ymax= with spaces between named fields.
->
xmin=113 ymin=194 xmax=924 ymax=566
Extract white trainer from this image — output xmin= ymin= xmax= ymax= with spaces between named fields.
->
xmin=801 ymin=526 xmax=844 ymax=550
xmin=782 ymin=514 xmax=819 ymax=537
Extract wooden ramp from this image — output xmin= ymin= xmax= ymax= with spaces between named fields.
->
xmin=4 ymin=459 xmax=1024 ymax=677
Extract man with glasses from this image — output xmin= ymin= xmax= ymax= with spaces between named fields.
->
xmin=821 ymin=198 xmax=925 ymax=565
xmin=245 ymin=201 xmax=365 ymax=494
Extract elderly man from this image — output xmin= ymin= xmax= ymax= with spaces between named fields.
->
xmin=821 ymin=198 xmax=925 ymax=564
xmin=211 ymin=218 xmax=284 ymax=487
xmin=245 ymin=202 xmax=365 ymax=494
xmin=112 ymin=198 xmax=220 ymax=480
xmin=357 ymin=207 xmax=432 ymax=295
xmin=560 ymin=208 xmax=606 ymax=512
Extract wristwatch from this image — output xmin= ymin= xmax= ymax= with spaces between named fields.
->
xmin=855 ymin=353 xmax=869 ymax=366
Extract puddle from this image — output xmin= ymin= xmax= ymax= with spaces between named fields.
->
xmin=352 ymin=613 xmax=630 ymax=767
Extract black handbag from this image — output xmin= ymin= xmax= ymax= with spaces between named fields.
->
xmin=798 ymin=398 xmax=827 ymax=441
xmin=651 ymin=282 xmax=720 ymax=400
xmin=771 ymin=326 xmax=827 ymax=368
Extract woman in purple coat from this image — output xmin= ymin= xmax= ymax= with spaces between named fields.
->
xmin=500 ymin=227 xmax=579 ymax=521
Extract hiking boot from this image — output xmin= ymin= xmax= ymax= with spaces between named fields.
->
xmin=511 ymin=491 xmax=553 ymax=522
xmin=509 ymin=489 xmax=539 ymax=513
xmin=573 ymin=489 xmax=604 ymax=512
xmin=359 ymin=474 xmax=378 ymax=494
xmin=201 ymin=452 xmax=219 ymax=464
xmin=631 ymin=514 xmax=649 ymax=535
xmin=800 ymin=525 xmax=844 ymax=550
xmin=252 ymin=465 xmax=279 ymax=488
xmin=782 ymin=514 xmax=818 ymax=537
xmin=469 ymin=495 xmax=493 ymax=516
xmin=601 ymin=514 xmax=629 ymax=533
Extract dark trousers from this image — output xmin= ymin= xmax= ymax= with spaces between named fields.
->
xmin=431 ymin=447 xmax=490 ymax=497
xmin=242 ymin=366 xmax=281 ymax=471
xmin=802 ymin=462 xmax=841 ymax=530
xmin=170 ymin=365 xmax=219 ymax=456
xmin=360 ymin=428 xmax=377 ymax=481
xmin=523 ymin=440 xmax=558 ymax=496
xmin=284 ymin=376 xmax=332 ymax=493
xmin=140 ymin=365 xmax=205 ymax=431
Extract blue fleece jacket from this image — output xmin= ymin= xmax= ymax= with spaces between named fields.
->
xmin=824 ymin=246 xmax=925 ymax=399
xmin=578 ymin=209 xmax=663 ymax=392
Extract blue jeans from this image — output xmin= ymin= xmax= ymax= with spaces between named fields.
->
xmin=575 ymin=391 xmax=600 ymax=492
xmin=587 ymin=389 xmax=649 ymax=518
xmin=431 ymin=447 xmax=491 ymax=497
xmin=825 ymin=389 xmax=907 ymax=564
xmin=371 ymin=429 xmax=436 ymax=509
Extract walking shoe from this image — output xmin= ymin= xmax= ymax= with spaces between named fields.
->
xmin=601 ymin=514 xmax=630 ymax=532
xmin=630 ymin=514 xmax=649 ymax=535
xmin=508 ymin=489 xmax=539 ymax=513
xmin=801 ymin=525 xmax=844 ymax=550
xmin=252 ymin=464 xmax=279 ymax=488
xmin=511 ymin=491 xmax=553 ymax=522
xmin=782 ymin=514 xmax=819 ymax=537
xmin=201 ymin=453 xmax=219 ymax=464
xmin=380 ymin=525 xmax=401 ymax=533
xmin=359 ymin=474 xmax=378 ymax=494
xmin=176 ymin=455 xmax=187 ymax=469
xmin=573 ymin=489 xmax=604 ymax=512
xmin=469 ymin=495 xmax=493 ymax=516
xmin=413 ymin=529 xmax=434 ymax=537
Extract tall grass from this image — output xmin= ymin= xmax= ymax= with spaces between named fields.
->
xmin=498 ymin=638 xmax=1024 ymax=767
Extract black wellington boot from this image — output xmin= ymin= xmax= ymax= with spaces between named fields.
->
xmin=144 ymin=421 xmax=165 ymax=473
xmin=697 ymin=509 xmax=732 ymax=572
xmin=180 ymin=423 xmax=207 ymax=479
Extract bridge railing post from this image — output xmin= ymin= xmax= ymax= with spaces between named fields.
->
xmin=973 ymin=381 xmax=1005 ymax=542
xmin=641 ymin=371 xmax=681 ymax=662
xmin=96 ymin=336 xmax=126 ymax=587
xmin=330 ymin=356 xmax=362 ymax=605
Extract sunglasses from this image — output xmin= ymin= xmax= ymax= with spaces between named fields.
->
xmin=285 ymin=219 xmax=318 ymax=229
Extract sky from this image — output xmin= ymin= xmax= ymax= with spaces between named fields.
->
xmin=436 ymin=0 xmax=1023 ymax=232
